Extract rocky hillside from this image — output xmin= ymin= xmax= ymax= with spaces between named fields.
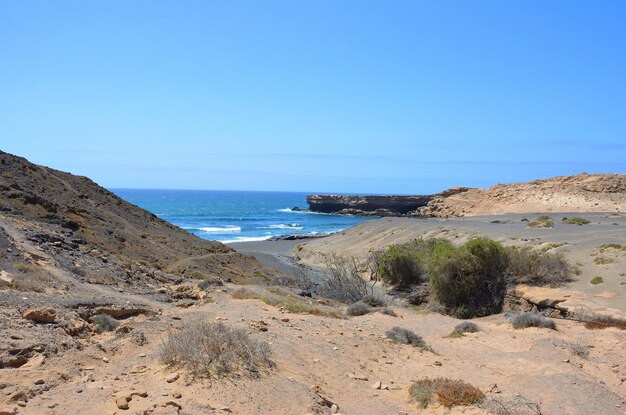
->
xmin=418 ymin=173 xmax=626 ymax=217
xmin=0 ymin=150 xmax=275 ymax=285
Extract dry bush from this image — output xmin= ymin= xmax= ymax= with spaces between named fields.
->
xmin=197 ymin=277 xmax=224 ymax=290
xmin=564 ymin=341 xmax=590 ymax=358
xmin=318 ymin=254 xmax=375 ymax=303
xmin=378 ymin=307 xmax=397 ymax=317
xmin=480 ymin=395 xmax=543 ymax=415
xmin=386 ymin=327 xmax=429 ymax=350
xmin=160 ymin=321 xmax=273 ymax=381
xmin=409 ymin=378 xmax=484 ymax=408
xmin=436 ymin=379 xmax=485 ymax=407
xmin=270 ymin=267 xmax=316 ymax=291
xmin=510 ymin=312 xmax=556 ymax=330
xmin=570 ymin=310 xmax=626 ymax=330
xmin=505 ymin=247 xmax=572 ymax=287
xmin=90 ymin=314 xmax=119 ymax=333
xmin=451 ymin=321 xmax=479 ymax=336
xmin=360 ymin=294 xmax=387 ymax=307
xmin=346 ymin=301 xmax=373 ymax=316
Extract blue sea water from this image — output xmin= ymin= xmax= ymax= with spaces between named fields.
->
xmin=110 ymin=189 xmax=374 ymax=243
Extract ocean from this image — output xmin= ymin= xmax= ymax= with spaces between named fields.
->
xmin=110 ymin=189 xmax=374 ymax=243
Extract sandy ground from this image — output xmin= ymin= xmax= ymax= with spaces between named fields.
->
xmin=3 ymin=284 xmax=625 ymax=415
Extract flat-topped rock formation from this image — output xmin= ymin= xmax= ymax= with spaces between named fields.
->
xmin=307 ymin=174 xmax=626 ymax=217
xmin=306 ymin=194 xmax=433 ymax=216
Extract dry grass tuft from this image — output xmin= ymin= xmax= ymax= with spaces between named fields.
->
xmin=510 ymin=313 xmax=556 ymax=330
xmin=386 ymin=327 xmax=430 ymax=350
xmin=527 ymin=215 xmax=553 ymax=228
xmin=160 ymin=321 xmax=273 ymax=381
xmin=346 ymin=301 xmax=373 ymax=316
xmin=450 ymin=321 xmax=479 ymax=337
xmin=90 ymin=314 xmax=119 ymax=333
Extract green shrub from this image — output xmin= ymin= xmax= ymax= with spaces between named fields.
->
xmin=527 ymin=215 xmax=554 ymax=228
xmin=505 ymin=247 xmax=572 ymax=287
xmin=562 ymin=217 xmax=590 ymax=225
xmin=429 ymin=238 xmax=509 ymax=318
xmin=377 ymin=239 xmax=450 ymax=289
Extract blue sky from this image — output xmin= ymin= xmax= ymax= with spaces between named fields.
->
xmin=1 ymin=1 xmax=625 ymax=194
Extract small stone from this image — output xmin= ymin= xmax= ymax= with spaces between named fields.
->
xmin=172 ymin=392 xmax=182 ymax=399
xmin=381 ymin=384 xmax=389 ymax=390
xmin=75 ymin=388 xmax=83 ymax=394
xmin=433 ymin=361 xmax=442 ymax=366
xmin=116 ymin=397 xmax=129 ymax=410
xmin=281 ymin=318 xmax=290 ymax=322
xmin=166 ymin=373 xmax=180 ymax=383
xmin=563 ymin=359 xmax=570 ymax=363
xmin=330 ymin=404 xmax=339 ymax=414
xmin=371 ymin=381 xmax=382 ymax=390
xmin=22 ymin=307 xmax=56 ymax=323
xmin=16 ymin=402 xmax=26 ymax=408
xmin=220 ymin=406 xmax=232 ymax=412
xmin=34 ymin=379 xmax=44 ymax=385
xmin=102 ymin=357 xmax=110 ymax=363
xmin=165 ymin=401 xmax=182 ymax=409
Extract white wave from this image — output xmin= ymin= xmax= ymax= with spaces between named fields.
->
xmin=198 ymin=226 xmax=241 ymax=233
xmin=221 ymin=235 xmax=273 ymax=243
xmin=259 ymin=224 xmax=304 ymax=230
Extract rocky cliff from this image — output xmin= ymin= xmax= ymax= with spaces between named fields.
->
xmin=306 ymin=194 xmax=432 ymax=216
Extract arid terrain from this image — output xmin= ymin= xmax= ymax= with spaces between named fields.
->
xmin=1 ymin=153 xmax=625 ymax=415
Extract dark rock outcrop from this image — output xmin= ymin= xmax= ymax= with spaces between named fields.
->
xmin=306 ymin=195 xmax=433 ymax=216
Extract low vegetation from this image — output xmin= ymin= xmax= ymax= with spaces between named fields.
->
xmin=197 ymin=277 xmax=224 ymax=290
xmin=596 ymin=243 xmax=626 ymax=253
xmin=571 ymin=311 xmax=626 ymax=330
xmin=346 ymin=301 xmax=372 ymax=316
xmin=590 ymin=276 xmax=604 ymax=285
xmin=564 ymin=341 xmax=590 ymax=358
xmin=505 ymin=247 xmax=572 ymax=287
xmin=377 ymin=239 xmax=449 ymax=289
xmin=160 ymin=321 xmax=273 ymax=381
xmin=562 ymin=217 xmax=591 ymax=225
xmin=371 ymin=236 xmax=572 ymax=318
xmin=593 ymin=256 xmax=613 ymax=265
xmin=90 ymin=314 xmax=120 ymax=333
xmin=450 ymin=321 xmax=479 ymax=337
xmin=409 ymin=377 xmax=484 ymax=408
xmin=385 ymin=326 xmax=430 ymax=350
xmin=318 ymin=254 xmax=376 ymax=303
xmin=510 ymin=312 xmax=557 ymax=330
xmin=429 ymin=238 xmax=509 ymax=318
xmin=527 ymin=215 xmax=554 ymax=228
xmin=480 ymin=395 xmax=543 ymax=415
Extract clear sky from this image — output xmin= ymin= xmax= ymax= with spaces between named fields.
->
xmin=1 ymin=1 xmax=625 ymax=194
